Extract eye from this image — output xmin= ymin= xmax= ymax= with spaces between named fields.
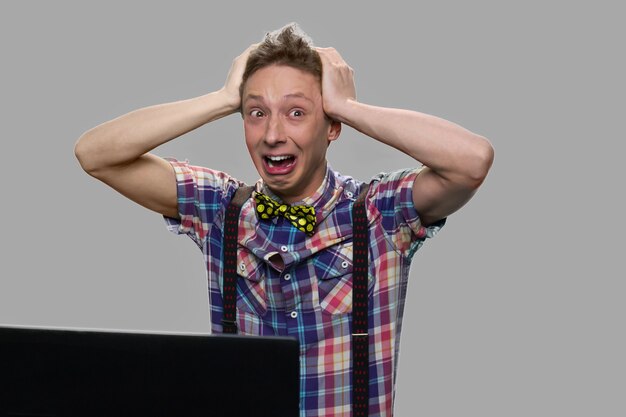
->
xmin=249 ymin=109 xmax=265 ymax=118
xmin=289 ymin=109 xmax=304 ymax=118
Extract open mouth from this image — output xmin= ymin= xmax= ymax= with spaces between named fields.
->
xmin=265 ymin=155 xmax=295 ymax=167
xmin=263 ymin=154 xmax=297 ymax=174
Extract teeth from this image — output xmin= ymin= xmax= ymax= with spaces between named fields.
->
xmin=267 ymin=155 xmax=293 ymax=161
xmin=266 ymin=155 xmax=295 ymax=169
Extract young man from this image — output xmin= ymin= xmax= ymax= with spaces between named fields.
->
xmin=75 ymin=24 xmax=493 ymax=417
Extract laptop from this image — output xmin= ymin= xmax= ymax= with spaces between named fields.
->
xmin=0 ymin=325 xmax=300 ymax=417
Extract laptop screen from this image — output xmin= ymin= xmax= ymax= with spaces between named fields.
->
xmin=0 ymin=325 xmax=300 ymax=417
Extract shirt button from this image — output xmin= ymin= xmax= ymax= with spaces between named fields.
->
xmin=341 ymin=261 xmax=349 ymax=269
xmin=284 ymin=273 xmax=291 ymax=281
xmin=239 ymin=263 xmax=246 ymax=271
xmin=290 ymin=311 xmax=298 ymax=319
xmin=280 ymin=245 xmax=288 ymax=252
xmin=346 ymin=191 xmax=354 ymax=198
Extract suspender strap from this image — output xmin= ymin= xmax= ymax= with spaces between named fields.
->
xmin=222 ymin=185 xmax=254 ymax=334
xmin=352 ymin=182 xmax=371 ymax=417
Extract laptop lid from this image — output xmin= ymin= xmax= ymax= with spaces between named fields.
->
xmin=0 ymin=325 xmax=300 ymax=417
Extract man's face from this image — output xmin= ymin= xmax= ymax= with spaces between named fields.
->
xmin=242 ymin=64 xmax=340 ymax=204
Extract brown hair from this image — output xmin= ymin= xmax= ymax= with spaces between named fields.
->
xmin=240 ymin=23 xmax=321 ymax=101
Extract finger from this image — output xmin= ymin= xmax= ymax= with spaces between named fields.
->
xmin=237 ymin=43 xmax=259 ymax=60
xmin=316 ymin=47 xmax=347 ymax=66
xmin=315 ymin=47 xmax=339 ymax=60
xmin=315 ymin=47 xmax=329 ymax=61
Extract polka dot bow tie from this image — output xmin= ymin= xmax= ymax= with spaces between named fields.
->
xmin=254 ymin=192 xmax=317 ymax=236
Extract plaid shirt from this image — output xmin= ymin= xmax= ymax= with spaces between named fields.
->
xmin=164 ymin=159 xmax=444 ymax=417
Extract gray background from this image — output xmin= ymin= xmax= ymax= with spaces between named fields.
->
xmin=1 ymin=1 xmax=624 ymax=416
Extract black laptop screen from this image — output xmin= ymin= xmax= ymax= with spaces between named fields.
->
xmin=0 ymin=326 xmax=300 ymax=417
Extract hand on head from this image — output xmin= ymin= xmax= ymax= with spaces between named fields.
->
xmin=222 ymin=43 xmax=258 ymax=111
xmin=315 ymin=47 xmax=357 ymax=122
xmin=223 ymin=43 xmax=357 ymax=123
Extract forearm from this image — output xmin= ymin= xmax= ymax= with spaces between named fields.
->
xmin=336 ymin=100 xmax=494 ymax=187
xmin=75 ymin=89 xmax=237 ymax=173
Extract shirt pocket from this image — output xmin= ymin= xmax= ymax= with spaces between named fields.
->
xmin=235 ymin=248 xmax=268 ymax=317
xmin=313 ymin=243 xmax=374 ymax=315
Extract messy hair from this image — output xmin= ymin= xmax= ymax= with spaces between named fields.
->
xmin=240 ymin=23 xmax=322 ymax=101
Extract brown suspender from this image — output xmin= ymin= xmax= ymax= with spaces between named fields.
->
xmin=221 ymin=185 xmax=254 ymax=335
xmin=352 ymin=184 xmax=370 ymax=417
xmin=222 ymin=183 xmax=371 ymax=416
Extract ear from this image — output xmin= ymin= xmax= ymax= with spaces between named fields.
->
xmin=327 ymin=120 xmax=342 ymax=143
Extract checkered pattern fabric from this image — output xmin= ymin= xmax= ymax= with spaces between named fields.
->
xmin=164 ymin=159 xmax=444 ymax=417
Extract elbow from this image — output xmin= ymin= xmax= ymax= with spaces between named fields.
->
xmin=464 ymin=135 xmax=495 ymax=189
xmin=74 ymin=132 xmax=100 ymax=175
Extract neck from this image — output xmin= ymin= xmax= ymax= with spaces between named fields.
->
xmin=266 ymin=163 xmax=328 ymax=204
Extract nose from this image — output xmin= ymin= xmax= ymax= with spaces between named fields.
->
xmin=264 ymin=114 xmax=286 ymax=146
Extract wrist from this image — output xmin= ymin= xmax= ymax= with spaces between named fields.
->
xmin=185 ymin=90 xmax=240 ymax=126
xmin=326 ymin=98 xmax=358 ymax=125
xmin=215 ymin=88 xmax=241 ymax=114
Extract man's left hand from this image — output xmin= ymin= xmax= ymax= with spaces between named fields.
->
xmin=316 ymin=47 xmax=357 ymax=123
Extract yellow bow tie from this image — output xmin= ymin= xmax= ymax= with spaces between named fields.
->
xmin=254 ymin=192 xmax=317 ymax=236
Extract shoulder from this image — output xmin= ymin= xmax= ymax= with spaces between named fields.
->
xmin=325 ymin=166 xmax=421 ymax=209
xmin=165 ymin=157 xmax=242 ymax=189
xmin=363 ymin=167 xmax=423 ymax=208
xmin=166 ymin=157 xmax=246 ymax=219
xmin=369 ymin=167 xmax=423 ymax=192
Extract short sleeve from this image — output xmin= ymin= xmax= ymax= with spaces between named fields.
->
xmin=367 ymin=167 xmax=446 ymax=258
xmin=162 ymin=158 xmax=240 ymax=249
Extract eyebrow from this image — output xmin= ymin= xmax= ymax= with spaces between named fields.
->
xmin=244 ymin=93 xmax=314 ymax=105
xmin=284 ymin=93 xmax=314 ymax=103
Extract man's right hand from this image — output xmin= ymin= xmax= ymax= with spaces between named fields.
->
xmin=221 ymin=44 xmax=258 ymax=112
